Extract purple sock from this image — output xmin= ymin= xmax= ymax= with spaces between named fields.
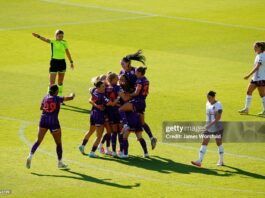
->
xmin=82 ymin=139 xmax=88 ymax=146
xmin=123 ymin=139 xmax=129 ymax=155
xmin=30 ymin=141 xmax=40 ymax=154
xmin=101 ymin=133 xmax=107 ymax=144
xmin=139 ymin=138 xmax=148 ymax=154
xmin=56 ymin=143 xmax=63 ymax=161
xmin=118 ymin=133 xmax=123 ymax=151
xmin=143 ymin=123 xmax=153 ymax=139
xmin=91 ymin=145 xmax=97 ymax=152
xmin=111 ymin=133 xmax=117 ymax=152
xmin=106 ymin=133 xmax=111 ymax=147
xmin=119 ymin=110 xmax=128 ymax=125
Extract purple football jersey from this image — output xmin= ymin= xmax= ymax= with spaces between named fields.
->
xmin=91 ymin=90 xmax=109 ymax=111
xmin=40 ymin=95 xmax=64 ymax=118
xmin=119 ymin=67 xmax=137 ymax=89
xmin=134 ymin=76 xmax=149 ymax=101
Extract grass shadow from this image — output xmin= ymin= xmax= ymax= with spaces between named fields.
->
xmin=99 ymin=155 xmax=231 ymax=177
xmin=213 ymin=165 xmax=265 ymax=180
xmin=31 ymin=169 xmax=140 ymax=189
xmin=61 ymin=104 xmax=91 ymax=114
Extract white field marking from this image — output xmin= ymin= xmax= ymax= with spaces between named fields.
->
xmin=18 ymin=121 xmax=265 ymax=195
xmin=1 ymin=115 xmax=265 ymax=162
xmin=40 ymin=0 xmax=265 ymax=31
xmin=0 ymin=15 xmax=154 ymax=31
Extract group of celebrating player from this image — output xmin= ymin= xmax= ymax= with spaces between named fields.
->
xmin=26 ymin=30 xmax=157 ymax=169
xmin=26 ymin=29 xmax=265 ymax=169
xmin=78 ymin=50 xmax=157 ymax=158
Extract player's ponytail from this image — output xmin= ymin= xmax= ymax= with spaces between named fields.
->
xmin=136 ymin=66 xmax=147 ymax=75
xmin=255 ymin=41 xmax=265 ymax=52
xmin=123 ymin=49 xmax=146 ymax=65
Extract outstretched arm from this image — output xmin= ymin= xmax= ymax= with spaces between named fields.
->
xmin=64 ymin=93 xmax=75 ymax=101
xmin=32 ymin=32 xmax=50 ymax=43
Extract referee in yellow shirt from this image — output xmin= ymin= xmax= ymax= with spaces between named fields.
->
xmin=32 ymin=30 xmax=74 ymax=99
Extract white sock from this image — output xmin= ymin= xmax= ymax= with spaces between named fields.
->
xmin=218 ymin=145 xmax=224 ymax=162
xmin=98 ymin=143 xmax=103 ymax=149
xmin=106 ymin=147 xmax=110 ymax=152
xmin=261 ymin=97 xmax=265 ymax=111
xmin=245 ymin=95 xmax=252 ymax=109
xmin=28 ymin=153 xmax=33 ymax=159
xmin=58 ymin=159 xmax=62 ymax=163
xmin=198 ymin=145 xmax=207 ymax=162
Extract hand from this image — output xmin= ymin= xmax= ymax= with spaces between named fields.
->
xmin=96 ymin=105 xmax=105 ymax=111
xmin=70 ymin=63 xmax=74 ymax=71
xmin=32 ymin=32 xmax=40 ymax=38
xmin=244 ymin=75 xmax=250 ymax=80
xmin=70 ymin=93 xmax=75 ymax=99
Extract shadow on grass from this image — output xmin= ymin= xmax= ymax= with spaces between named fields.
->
xmin=214 ymin=165 xmax=265 ymax=180
xmin=31 ymin=169 xmax=140 ymax=189
xmin=61 ymin=104 xmax=91 ymax=114
xmin=239 ymin=113 xmax=265 ymax=118
xmin=99 ymin=155 xmax=231 ymax=177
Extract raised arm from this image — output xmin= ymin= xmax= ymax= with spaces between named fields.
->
xmin=32 ymin=32 xmax=50 ymax=43
xmin=64 ymin=93 xmax=75 ymax=101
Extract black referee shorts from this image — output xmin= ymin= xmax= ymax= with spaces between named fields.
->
xmin=49 ymin=59 xmax=66 ymax=73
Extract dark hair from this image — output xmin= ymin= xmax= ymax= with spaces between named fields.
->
xmin=207 ymin=91 xmax=216 ymax=97
xmin=55 ymin=29 xmax=64 ymax=35
xmin=49 ymin=84 xmax=59 ymax=95
xmin=255 ymin=42 xmax=265 ymax=51
xmin=136 ymin=66 xmax=147 ymax=75
xmin=122 ymin=49 xmax=146 ymax=65
xmin=94 ymin=80 xmax=104 ymax=88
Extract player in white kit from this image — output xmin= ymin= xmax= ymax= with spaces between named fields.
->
xmin=191 ymin=91 xmax=224 ymax=167
xmin=239 ymin=42 xmax=265 ymax=115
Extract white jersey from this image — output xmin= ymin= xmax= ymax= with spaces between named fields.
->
xmin=252 ymin=53 xmax=265 ymax=81
xmin=206 ymin=101 xmax=223 ymax=132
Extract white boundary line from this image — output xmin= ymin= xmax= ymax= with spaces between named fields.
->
xmin=1 ymin=115 xmax=265 ymax=162
xmin=0 ymin=15 xmax=154 ymax=31
xmin=18 ymin=121 xmax=265 ymax=195
xmin=40 ymin=0 xmax=265 ymax=31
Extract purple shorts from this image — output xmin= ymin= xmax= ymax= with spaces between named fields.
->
xmin=126 ymin=112 xmax=142 ymax=132
xmin=90 ymin=110 xmax=104 ymax=127
xmin=131 ymin=100 xmax=146 ymax=114
xmin=39 ymin=115 xmax=61 ymax=132
xmin=106 ymin=107 xmax=121 ymax=124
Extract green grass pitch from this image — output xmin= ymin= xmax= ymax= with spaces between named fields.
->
xmin=0 ymin=0 xmax=265 ymax=197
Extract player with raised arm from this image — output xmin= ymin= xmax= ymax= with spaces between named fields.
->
xmin=32 ymin=30 xmax=74 ymax=100
xmin=26 ymin=84 xmax=75 ymax=169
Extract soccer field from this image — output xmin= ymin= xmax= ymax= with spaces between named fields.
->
xmin=0 ymin=0 xmax=265 ymax=197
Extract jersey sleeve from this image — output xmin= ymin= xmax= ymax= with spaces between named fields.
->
xmin=216 ymin=103 xmax=223 ymax=111
xmin=63 ymin=40 xmax=68 ymax=49
xmin=258 ymin=54 xmax=264 ymax=64
xmin=50 ymin=39 xmax=55 ymax=44
xmin=58 ymin=96 xmax=64 ymax=103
